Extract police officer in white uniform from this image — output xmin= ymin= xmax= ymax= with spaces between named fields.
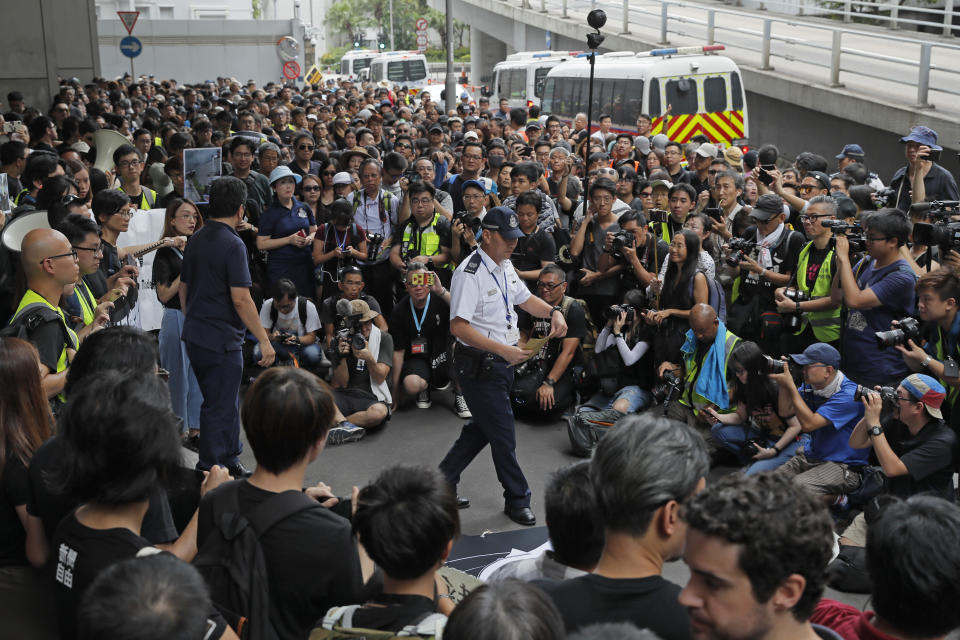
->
xmin=439 ymin=206 xmax=568 ymax=526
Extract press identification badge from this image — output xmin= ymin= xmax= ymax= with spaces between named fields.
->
xmin=505 ymin=325 xmax=520 ymax=346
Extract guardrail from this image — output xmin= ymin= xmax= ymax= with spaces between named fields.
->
xmin=533 ymin=0 xmax=960 ymax=108
xmin=750 ymin=0 xmax=958 ymax=36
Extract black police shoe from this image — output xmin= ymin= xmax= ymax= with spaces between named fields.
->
xmin=227 ymin=461 xmax=253 ymax=479
xmin=457 ymin=496 xmax=470 ymax=509
xmin=504 ymin=505 xmax=536 ymax=526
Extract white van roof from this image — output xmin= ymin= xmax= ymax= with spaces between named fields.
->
xmin=546 ymin=50 xmax=740 ymax=79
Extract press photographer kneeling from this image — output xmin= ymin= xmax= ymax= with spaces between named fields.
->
xmin=894 ymin=268 xmax=960 ymax=426
xmin=512 ymin=265 xmax=588 ymax=419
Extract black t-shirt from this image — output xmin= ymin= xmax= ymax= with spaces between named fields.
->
xmin=621 ymin=234 xmax=669 ymax=293
xmin=878 ymin=418 xmax=957 ymax=500
xmin=24 ymin=311 xmax=67 ymax=373
xmin=519 ymin=296 xmax=587 ymax=370
xmin=348 ymin=593 xmax=439 ymax=632
xmin=793 ymin=243 xmax=834 ymax=291
xmin=51 ymin=511 xmax=155 ymax=640
xmin=197 ymin=480 xmax=363 ymax=640
xmin=538 ymin=573 xmax=691 ymax=639
xmin=510 ymin=227 xmax=557 ymax=277
xmin=152 ymin=246 xmax=183 ymax=310
xmin=389 ymin=294 xmax=450 ymax=361
xmin=0 ymin=452 xmax=30 ymax=567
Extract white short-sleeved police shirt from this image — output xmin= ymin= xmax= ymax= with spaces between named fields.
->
xmin=451 ymin=247 xmax=531 ymax=346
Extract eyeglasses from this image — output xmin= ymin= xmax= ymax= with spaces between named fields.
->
xmin=117 ymin=159 xmax=141 ymax=169
xmin=298 ymin=144 xmax=315 ymax=151
xmin=113 ymin=208 xmax=134 ymax=219
xmin=640 ymin=191 xmax=653 ymax=197
xmin=537 ymin=281 xmax=563 ymax=290
xmin=395 ymin=143 xmax=412 ymax=149
xmin=798 ymin=185 xmax=819 ymax=193
xmin=799 ymin=214 xmax=834 ymax=221
xmin=708 ymin=169 xmax=720 ymax=175
xmin=462 ymin=154 xmax=483 ymax=161
xmin=462 ymin=193 xmax=484 ymax=200
xmin=301 ymin=185 xmax=321 ymax=192
xmin=411 ymin=197 xmax=434 ymax=206
xmin=865 ymin=235 xmax=891 ymax=243
xmin=61 ymin=194 xmax=82 ymax=207
xmin=233 ymin=152 xmax=253 ymax=159
xmin=41 ymin=250 xmax=78 ymax=264
xmin=73 ymin=244 xmax=103 ymax=255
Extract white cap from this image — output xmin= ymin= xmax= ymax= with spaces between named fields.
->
xmin=333 ymin=171 xmax=354 ymax=186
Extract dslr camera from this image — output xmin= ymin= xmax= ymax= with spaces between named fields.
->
xmin=403 ymin=169 xmax=421 ymax=184
xmin=452 ymin=210 xmax=482 ymax=234
xmin=603 ymin=303 xmax=636 ymax=323
xmin=875 ymin=317 xmax=921 ymax=349
xmin=762 ymin=355 xmax=788 ymax=375
xmin=652 ymin=369 xmax=682 ymax=405
xmin=724 ymin=237 xmax=757 ymax=267
xmin=854 ymin=384 xmax=898 ymax=413
xmin=872 ymin=187 xmax=896 ymax=208
xmin=606 ymin=230 xmax=635 ymax=259
xmin=821 ymin=220 xmax=866 ymax=252
xmin=366 ymin=233 xmax=385 ymax=261
xmin=781 ymin=288 xmax=810 ymax=332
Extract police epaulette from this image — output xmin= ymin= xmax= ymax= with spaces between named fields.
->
xmin=464 ymin=252 xmax=482 ymax=274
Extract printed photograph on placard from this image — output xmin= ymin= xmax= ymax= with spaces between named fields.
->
xmin=183 ymin=148 xmax=222 ymax=202
xmin=0 ymin=173 xmax=9 ymax=213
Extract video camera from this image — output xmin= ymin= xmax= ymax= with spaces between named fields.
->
xmin=605 ymin=230 xmax=635 ymax=259
xmin=821 ymin=219 xmax=866 ymax=252
xmin=724 ymin=237 xmax=757 ymax=267
xmin=872 ymin=187 xmax=896 ymax=209
xmin=875 ymin=317 xmax=921 ymax=350
xmin=912 ymin=222 xmax=960 ymax=252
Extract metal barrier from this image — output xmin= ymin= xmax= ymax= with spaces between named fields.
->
xmin=531 ymin=0 xmax=960 ymax=108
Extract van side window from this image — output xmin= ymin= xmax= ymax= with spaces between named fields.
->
xmin=704 ymin=76 xmax=727 ymax=112
xmin=648 ymin=78 xmax=661 ymax=117
xmin=665 ymin=77 xmax=698 ymax=115
xmin=625 ymin=81 xmax=644 ymax=126
xmin=534 ymin=67 xmax=550 ymax=99
xmin=731 ymin=72 xmax=745 ymax=110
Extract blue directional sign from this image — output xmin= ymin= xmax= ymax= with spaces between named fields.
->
xmin=120 ymin=35 xmax=142 ymax=58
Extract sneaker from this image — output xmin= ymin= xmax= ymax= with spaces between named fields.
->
xmin=327 ymin=421 xmax=366 ymax=445
xmin=416 ymin=389 xmax=432 ymax=409
xmin=454 ymin=394 xmax=472 ymax=419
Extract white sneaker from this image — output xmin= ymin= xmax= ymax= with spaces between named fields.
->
xmin=454 ymin=394 xmax=472 ymax=419
xmin=416 ymin=389 xmax=432 ymax=409
xmin=327 ymin=421 xmax=366 ymax=445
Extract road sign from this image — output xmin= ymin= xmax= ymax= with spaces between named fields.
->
xmin=283 ymin=60 xmax=301 ymax=80
xmin=305 ymin=65 xmax=322 ymax=85
xmin=120 ymin=36 xmax=142 ymax=58
xmin=117 ymin=11 xmax=139 ymax=34
xmin=416 ymin=18 xmax=428 ymax=31
xmin=546 ymin=30 xmax=552 ymax=48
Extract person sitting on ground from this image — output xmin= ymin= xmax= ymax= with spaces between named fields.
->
xmin=50 ymin=371 xmax=231 ymax=640
xmin=538 ymin=414 xmax=708 ymax=638
xmin=328 ymin=299 xmax=394 ymax=444
xmin=811 ymin=495 xmax=960 ymax=640
xmin=315 ymin=464 xmax=459 ymax=636
xmin=486 ymin=461 xmax=603 ymax=583
xmin=679 ymin=472 xmax=842 ymax=640
xmin=320 ymin=265 xmax=387 ymax=348
xmin=196 ymin=367 xmax=364 ymax=640
xmin=256 ymin=278 xmax=329 ymax=373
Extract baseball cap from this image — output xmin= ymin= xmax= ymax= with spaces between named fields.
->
xmin=463 ymin=130 xmax=480 ymax=142
xmin=808 ymin=171 xmax=831 ymax=191
xmin=696 ymin=142 xmax=719 ymax=159
xmin=900 ymin=125 xmax=942 ymax=151
xmin=332 ymin=171 xmax=354 ymax=186
xmin=789 ymin=343 xmax=841 ymax=368
xmin=462 ymin=178 xmax=491 ymax=195
xmin=481 ymin=206 xmax=525 ymax=239
xmin=901 ymin=373 xmax=946 ymax=419
xmin=429 ymin=124 xmax=443 ymax=134
xmin=650 ymin=133 xmax=669 ymax=152
xmin=649 ymin=179 xmax=673 ymax=191
xmin=634 ymin=136 xmax=651 ymax=155
xmin=380 ymin=99 xmax=392 ymax=107
xmin=835 ymin=143 xmax=865 ymax=159
xmin=750 ymin=193 xmax=784 ymax=221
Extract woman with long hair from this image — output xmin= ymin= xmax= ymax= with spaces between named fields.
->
xmin=0 ymin=337 xmax=56 ymax=637
xmin=705 ymin=340 xmax=804 ymax=474
xmin=315 ymin=158 xmax=339 ymax=222
xmin=646 ymin=229 xmax=710 ymax=364
xmin=298 ymin=174 xmax=326 ymax=224
xmin=153 ymin=198 xmax=204 ymax=448
xmin=646 ymin=148 xmax=665 ymax=173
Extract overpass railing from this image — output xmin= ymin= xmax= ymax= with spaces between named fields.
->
xmin=530 ymin=0 xmax=960 ymax=107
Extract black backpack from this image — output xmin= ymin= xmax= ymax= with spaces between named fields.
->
xmin=193 ymin=481 xmax=319 ymax=640
xmin=268 ymin=297 xmax=309 ymax=331
xmin=1 ymin=302 xmax=70 ymax=344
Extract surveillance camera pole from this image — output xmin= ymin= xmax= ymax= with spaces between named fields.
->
xmin=582 ymin=10 xmax=606 ymax=226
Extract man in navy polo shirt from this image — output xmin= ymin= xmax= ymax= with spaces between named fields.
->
xmin=180 ymin=177 xmax=275 ymax=477
xmin=889 ymin=126 xmax=959 ymax=213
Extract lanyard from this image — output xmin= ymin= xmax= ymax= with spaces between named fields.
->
xmin=410 ymin=294 xmax=431 ymax=336
xmin=485 ymin=262 xmax=511 ymax=325
xmin=334 ymin=227 xmax=348 ymax=250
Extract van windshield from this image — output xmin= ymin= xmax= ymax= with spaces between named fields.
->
xmin=388 ymin=60 xmax=427 ymax=82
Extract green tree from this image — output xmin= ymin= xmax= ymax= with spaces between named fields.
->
xmin=325 ymin=0 xmax=467 ymax=52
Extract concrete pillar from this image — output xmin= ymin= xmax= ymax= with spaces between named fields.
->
xmin=470 ymin=28 xmax=505 ymax=87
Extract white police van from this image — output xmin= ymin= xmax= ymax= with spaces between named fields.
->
xmin=489 ymin=50 xmax=583 ymax=109
xmin=365 ymin=51 xmax=430 ymax=93
xmin=340 ymin=49 xmax=379 ymax=81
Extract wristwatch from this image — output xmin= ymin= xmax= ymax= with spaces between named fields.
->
xmin=544 ymin=378 xmax=556 ymax=386
xmin=868 ymin=425 xmax=884 ymax=437
xmin=551 ymin=305 xmax=563 ymax=317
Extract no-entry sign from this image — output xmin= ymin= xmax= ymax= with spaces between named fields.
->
xmin=283 ymin=60 xmax=301 ymax=80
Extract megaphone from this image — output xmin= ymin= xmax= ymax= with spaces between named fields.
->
xmin=1 ymin=210 xmax=51 ymax=252
xmin=92 ymin=129 xmax=132 ymax=173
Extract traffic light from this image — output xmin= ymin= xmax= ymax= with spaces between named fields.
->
xmin=379 ymin=41 xmax=386 ymax=49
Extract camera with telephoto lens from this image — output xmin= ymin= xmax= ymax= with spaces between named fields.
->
xmin=821 ymin=219 xmax=866 ymax=253
xmin=452 ymin=210 xmax=482 ymax=234
xmin=874 ymin=317 xmax=921 ymax=349
xmin=854 ymin=384 xmax=898 ymax=414
xmin=366 ymin=233 xmax=385 ymax=261
xmin=781 ymin=288 xmax=811 ymax=331
xmin=872 ymin=187 xmax=896 ymax=208
xmin=724 ymin=237 xmax=757 ymax=267
xmin=912 ymin=221 xmax=960 ymax=252
xmin=761 ymin=355 xmax=787 ymax=375
xmin=606 ymin=230 xmax=635 ymax=258
xmin=648 ymin=208 xmax=669 ymax=225
xmin=603 ymin=303 xmax=636 ymax=323
xmin=651 ymin=369 xmax=682 ymax=405
xmin=404 ymin=169 xmax=421 ymax=184
xmin=337 ymin=322 xmax=367 ymax=353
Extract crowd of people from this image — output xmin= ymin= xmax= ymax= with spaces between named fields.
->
xmin=1 ymin=72 xmax=960 ymax=640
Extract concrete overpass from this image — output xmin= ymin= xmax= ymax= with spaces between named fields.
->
xmin=433 ymin=0 xmax=960 ymax=178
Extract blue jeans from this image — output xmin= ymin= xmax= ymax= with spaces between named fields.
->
xmin=158 ymin=308 xmax=202 ymax=432
xmin=254 ymin=340 xmax=324 ymax=370
xmin=585 ymin=385 xmax=652 ymax=413
xmin=711 ymin=422 xmax=807 ymax=475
